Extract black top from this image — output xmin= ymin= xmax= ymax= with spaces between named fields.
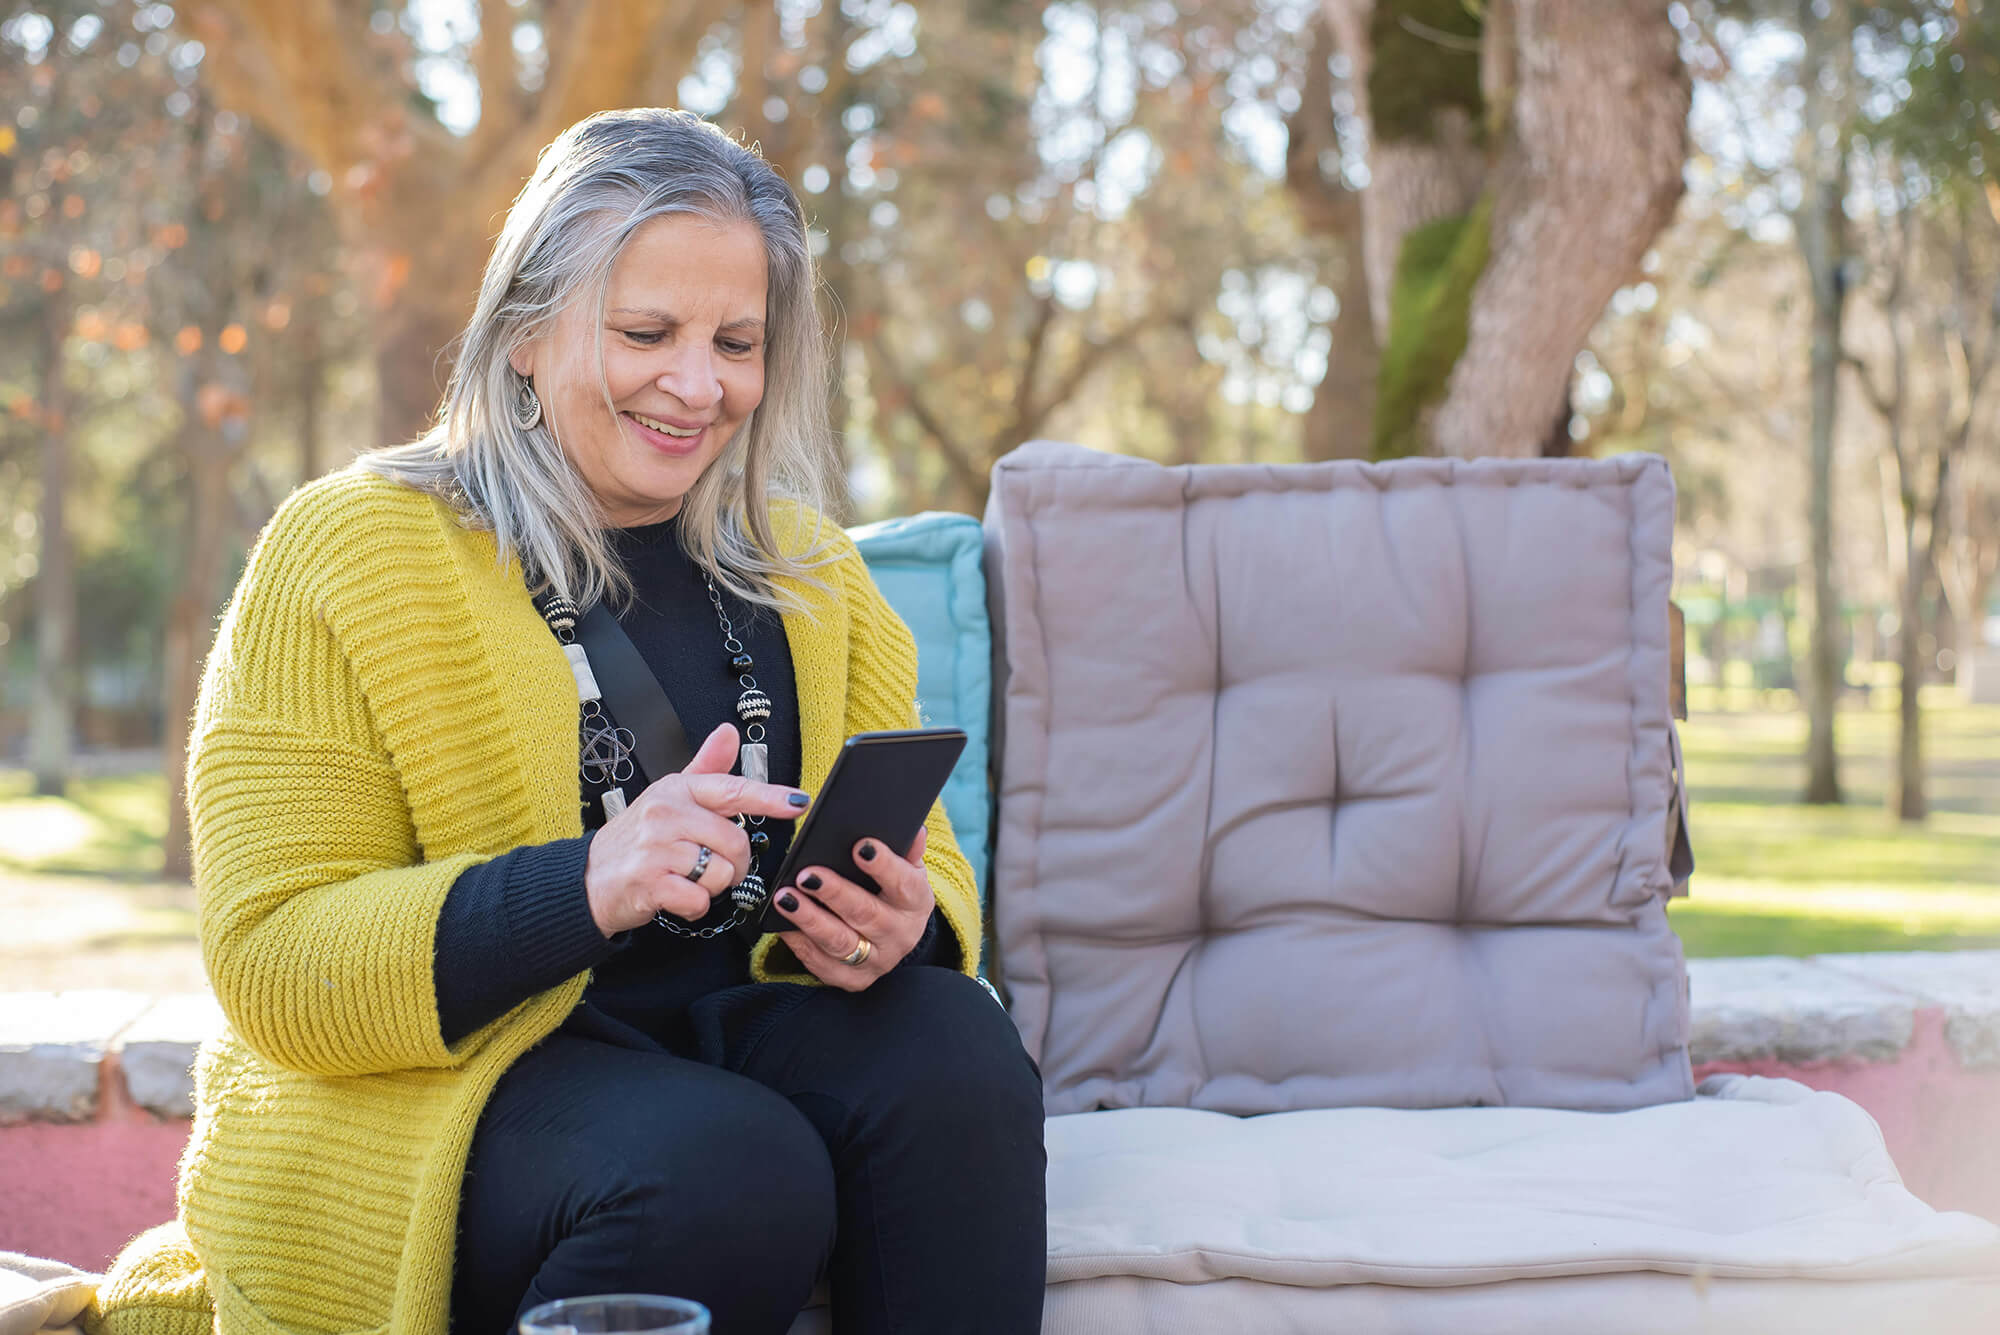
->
xmin=432 ymin=516 xmax=949 ymax=1050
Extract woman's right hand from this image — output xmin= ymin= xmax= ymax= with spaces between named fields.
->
xmin=583 ymin=723 xmax=811 ymax=936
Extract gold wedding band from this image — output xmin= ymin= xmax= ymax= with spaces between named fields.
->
xmin=840 ymin=936 xmax=873 ymax=968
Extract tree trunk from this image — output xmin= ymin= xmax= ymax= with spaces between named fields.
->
xmin=1430 ymin=0 xmax=1688 ymax=458
xmin=374 ymin=299 xmax=470 ymax=445
xmin=299 ymin=322 xmax=327 ymax=482
xmin=1318 ymin=0 xmax=1687 ymax=461
xmin=1288 ymin=10 xmax=1376 ymax=460
xmin=1890 ymin=523 xmax=1927 ymax=821
xmin=1319 ymin=0 xmax=1485 ymax=348
xmin=1799 ymin=3 xmax=1849 ymax=806
xmin=29 ymin=290 xmax=74 ymax=798
xmin=161 ymin=430 xmax=234 ymax=882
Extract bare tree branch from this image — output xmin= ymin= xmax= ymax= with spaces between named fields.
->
xmin=465 ymin=0 xmax=525 ymax=168
xmin=1843 ymin=352 xmax=1898 ymax=421
xmin=866 ymin=339 xmax=989 ymax=500
xmin=1017 ymin=317 xmax=1161 ymax=442
xmin=183 ymin=0 xmax=445 ymax=181
xmin=1010 ymin=294 xmax=1060 ymax=430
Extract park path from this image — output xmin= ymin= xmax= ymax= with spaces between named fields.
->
xmin=0 ymin=868 xmax=206 ymax=994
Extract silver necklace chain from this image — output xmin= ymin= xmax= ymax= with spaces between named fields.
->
xmin=656 ymin=572 xmax=772 ymax=938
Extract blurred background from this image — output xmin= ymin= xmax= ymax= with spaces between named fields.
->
xmin=1 ymin=0 xmax=1996 ymax=992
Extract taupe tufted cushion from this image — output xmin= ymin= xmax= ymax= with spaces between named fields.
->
xmin=984 ymin=441 xmax=1692 ymax=1115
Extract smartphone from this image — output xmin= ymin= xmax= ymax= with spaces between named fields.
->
xmin=757 ymin=727 xmax=968 ymax=932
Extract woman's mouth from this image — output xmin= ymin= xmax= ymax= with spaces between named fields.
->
xmin=622 ymin=410 xmax=707 ymax=456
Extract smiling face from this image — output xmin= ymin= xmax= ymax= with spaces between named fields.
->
xmin=512 ymin=213 xmax=770 ymax=527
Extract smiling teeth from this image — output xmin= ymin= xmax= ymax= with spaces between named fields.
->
xmin=629 ymin=412 xmax=702 ymax=438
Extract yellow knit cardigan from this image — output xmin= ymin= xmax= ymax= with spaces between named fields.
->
xmin=89 ymin=467 xmax=983 ymax=1335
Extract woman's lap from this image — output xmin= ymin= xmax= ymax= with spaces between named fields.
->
xmin=452 ymin=967 xmax=1046 ymax=1335
xmin=452 ymin=1021 xmax=837 ymax=1335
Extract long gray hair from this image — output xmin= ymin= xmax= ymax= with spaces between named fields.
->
xmin=363 ymin=107 xmax=843 ymax=612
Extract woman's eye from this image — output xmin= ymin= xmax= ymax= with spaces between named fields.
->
xmin=622 ymin=329 xmax=665 ymax=346
xmin=720 ymin=340 xmax=757 ymax=357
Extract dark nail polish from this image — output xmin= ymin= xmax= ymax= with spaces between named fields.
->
xmin=776 ymin=891 xmax=799 ymax=912
xmin=801 ymin=873 xmax=822 ymax=891
xmin=858 ymin=841 xmax=877 ymax=861
xmin=788 ymin=792 xmax=810 ymax=808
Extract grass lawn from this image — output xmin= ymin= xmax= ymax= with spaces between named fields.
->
xmin=1667 ymin=690 xmax=2000 ymax=956
xmin=1 ymin=690 xmax=1994 ymax=988
xmin=0 ymin=767 xmax=170 ymax=879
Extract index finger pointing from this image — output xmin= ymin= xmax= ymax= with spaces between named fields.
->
xmin=685 ymin=774 xmax=812 ymax=820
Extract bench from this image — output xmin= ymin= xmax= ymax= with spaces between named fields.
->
xmin=6 ymin=441 xmax=1997 ymax=1332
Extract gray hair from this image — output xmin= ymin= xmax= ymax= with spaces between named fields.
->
xmin=363 ymin=107 xmax=843 ymax=613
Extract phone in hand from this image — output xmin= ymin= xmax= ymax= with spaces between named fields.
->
xmin=757 ymin=727 xmax=967 ymax=932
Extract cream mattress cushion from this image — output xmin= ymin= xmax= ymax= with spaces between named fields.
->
xmin=1044 ymin=1075 xmax=2000 ymax=1289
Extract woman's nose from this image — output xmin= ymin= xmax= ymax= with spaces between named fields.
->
xmin=655 ymin=348 xmax=722 ymax=412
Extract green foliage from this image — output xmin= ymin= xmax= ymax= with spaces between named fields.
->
xmin=1368 ymin=0 xmax=1485 ymax=146
xmin=1861 ymin=1 xmax=2000 ymax=193
xmin=1371 ymin=194 xmax=1492 ymax=459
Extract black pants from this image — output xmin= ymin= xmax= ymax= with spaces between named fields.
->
xmin=451 ymin=967 xmax=1047 ymax=1335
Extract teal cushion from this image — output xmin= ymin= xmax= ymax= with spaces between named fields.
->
xmin=851 ymin=512 xmax=993 ymax=902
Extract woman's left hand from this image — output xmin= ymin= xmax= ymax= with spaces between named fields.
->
xmin=772 ymin=827 xmax=935 ymax=991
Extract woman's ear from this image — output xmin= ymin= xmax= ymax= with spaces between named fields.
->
xmin=507 ymin=345 xmax=535 ymax=378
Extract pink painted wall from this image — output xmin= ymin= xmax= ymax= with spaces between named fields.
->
xmin=1695 ymin=1007 xmax=2000 ymax=1225
xmin=0 ymin=1060 xmax=187 ymax=1272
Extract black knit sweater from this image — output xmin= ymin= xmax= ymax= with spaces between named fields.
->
xmin=430 ymin=517 xmax=946 ymax=1050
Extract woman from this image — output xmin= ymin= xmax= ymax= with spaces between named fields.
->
xmin=96 ymin=109 xmax=1046 ymax=1335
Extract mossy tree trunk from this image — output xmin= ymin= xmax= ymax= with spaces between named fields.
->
xmin=1317 ymin=0 xmax=1689 ymax=460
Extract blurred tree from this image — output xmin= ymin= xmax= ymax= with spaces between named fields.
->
xmin=178 ymin=0 xmax=739 ymax=441
xmin=2 ymin=0 xmax=155 ymax=794
xmin=1844 ymin=186 xmax=2000 ymax=821
xmin=1591 ymin=0 xmax=2000 ymax=812
xmin=845 ymin=2 xmax=1339 ymax=510
xmin=1871 ymin=0 xmax=2000 ymax=669
xmin=1797 ymin=0 xmax=1854 ymax=804
xmin=1316 ymin=0 xmax=1690 ymax=460
xmin=1283 ymin=8 xmax=1375 ymax=459
xmin=1843 ymin=0 xmax=2000 ymax=820
xmin=3 ymin=1 xmax=358 ymax=871
xmin=146 ymin=96 xmax=348 ymax=878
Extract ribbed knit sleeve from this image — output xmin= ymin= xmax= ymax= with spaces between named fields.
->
xmin=434 ymin=835 xmax=613 ymax=1046
xmin=188 ymin=470 xmax=584 ymax=1077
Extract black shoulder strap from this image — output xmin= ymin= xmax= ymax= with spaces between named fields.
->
xmin=574 ymin=601 xmax=696 ymax=786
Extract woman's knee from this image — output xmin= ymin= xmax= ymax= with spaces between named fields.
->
xmin=457 ymin=1049 xmax=837 ymax=1334
xmin=618 ymin=1076 xmax=837 ymax=1275
xmin=853 ymin=967 xmax=1044 ymax=1129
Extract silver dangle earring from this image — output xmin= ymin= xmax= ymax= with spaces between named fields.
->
xmin=512 ymin=374 xmax=543 ymax=431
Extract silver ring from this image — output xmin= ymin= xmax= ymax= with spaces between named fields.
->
xmin=687 ymin=845 xmax=713 ymax=883
xmin=839 ymin=936 xmax=873 ymax=968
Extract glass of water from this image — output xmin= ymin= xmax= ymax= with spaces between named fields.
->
xmin=518 ymin=1295 xmax=710 ymax=1335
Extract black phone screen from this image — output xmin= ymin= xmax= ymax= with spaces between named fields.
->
xmin=756 ymin=727 xmax=968 ymax=933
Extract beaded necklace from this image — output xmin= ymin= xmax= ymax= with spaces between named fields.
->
xmin=531 ymin=568 xmax=773 ymax=939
